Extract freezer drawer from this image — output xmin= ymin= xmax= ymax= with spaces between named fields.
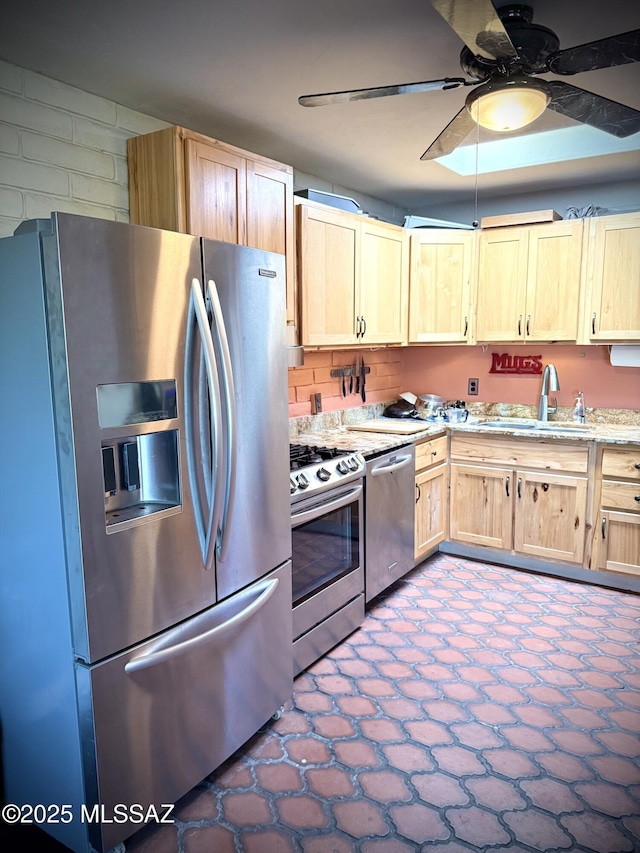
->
xmin=76 ymin=562 xmax=292 ymax=852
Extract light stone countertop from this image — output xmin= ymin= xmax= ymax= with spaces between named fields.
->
xmin=289 ymin=403 xmax=640 ymax=458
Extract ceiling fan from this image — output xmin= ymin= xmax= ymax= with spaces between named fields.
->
xmin=298 ymin=0 xmax=640 ymax=160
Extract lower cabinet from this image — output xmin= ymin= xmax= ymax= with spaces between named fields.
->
xmin=596 ymin=446 xmax=640 ymax=576
xmin=449 ymin=436 xmax=590 ymax=565
xmin=415 ymin=435 xmax=448 ymax=561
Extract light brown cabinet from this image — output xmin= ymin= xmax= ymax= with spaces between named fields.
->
xmin=584 ymin=212 xmax=640 ymax=342
xmin=127 ymin=125 xmax=295 ymax=328
xmin=296 ymin=200 xmax=408 ymax=347
xmin=408 ymin=230 xmax=476 ymax=344
xmin=595 ymin=446 xmax=640 ymax=576
xmin=476 ymin=220 xmax=584 ymax=343
xmin=449 ymin=435 xmax=589 ymax=565
xmin=414 ymin=435 xmax=448 ymax=561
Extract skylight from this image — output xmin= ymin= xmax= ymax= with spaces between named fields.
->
xmin=435 ymin=125 xmax=640 ymax=175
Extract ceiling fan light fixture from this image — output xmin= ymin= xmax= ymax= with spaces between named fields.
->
xmin=466 ymin=77 xmax=551 ymax=133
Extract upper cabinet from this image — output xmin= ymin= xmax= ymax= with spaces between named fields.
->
xmin=583 ymin=212 xmax=640 ymax=343
xmin=408 ymin=230 xmax=476 ymax=344
xmin=127 ymin=126 xmax=295 ymax=329
xmin=476 ymin=220 xmax=585 ymax=343
xmin=297 ymin=200 xmax=408 ymax=347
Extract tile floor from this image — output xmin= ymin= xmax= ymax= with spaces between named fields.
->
xmin=8 ymin=554 xmax=640 ymax=852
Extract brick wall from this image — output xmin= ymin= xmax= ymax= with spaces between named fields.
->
xmin=288 ymin=349 xmax=403 ymax=417
xmin=0 ymin=59 xmax=168 ymax=238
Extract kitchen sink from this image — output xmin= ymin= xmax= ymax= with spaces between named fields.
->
xmin=479 ymin=420 xmax=590 ymax=434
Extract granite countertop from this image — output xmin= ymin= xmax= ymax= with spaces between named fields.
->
xmin=289 ymin=403 xmax=640 ymax=457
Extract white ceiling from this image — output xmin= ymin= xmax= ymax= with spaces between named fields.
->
xmin=1 ymin=0 xmax=639 ymax=211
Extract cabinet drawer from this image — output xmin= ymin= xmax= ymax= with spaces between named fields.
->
xmin=602 ymin=447 xmax=640 ymax=481
xmin=416 ymin=435 xmax=448 ymax=472
xmin=601 ymin=480 xmax=640 ymax=513
xmin=450 ymin=435 xmax=589 ymax=474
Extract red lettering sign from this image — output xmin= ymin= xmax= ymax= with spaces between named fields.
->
xmin=489 ymin=353 xmax=543 ymax=375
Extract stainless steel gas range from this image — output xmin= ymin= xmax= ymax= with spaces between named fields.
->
xmin=290 ymin=444 xmax=366 ymax=674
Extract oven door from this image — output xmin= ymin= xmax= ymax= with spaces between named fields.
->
xmin=291 ymin=481 xmax=364 ymax=672
xmin=291 ymin=481 xmax=363 ymax=606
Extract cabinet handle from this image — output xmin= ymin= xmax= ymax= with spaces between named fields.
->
xmin=356 ymin=316 xmax=362 ymax=337
xmin=518 ymin=315 xmax=522 ymax=336
xmin=635 ymin=462 xmax=640 ymax=470
xmin=526 ymin=315 xmax=531 ymax=336
xmin=416 ymin=483 xmax=421 ymax=504
xmin=505 ymin=476 xmax=510 ymax=497
xmin=602 ymin=517 xmax=606 ymax=539
xmin=463 ymin=316 xmax=468 ymax=337
xmin=635 ymin=496 xmax=640 ymax=502
xmin=517 ymin=477 xmax=522 ymax=499
xmin=361 ymin=316 xmax=367 ymax=338
xmin=592 ymin=312 xmax=597 ymax=334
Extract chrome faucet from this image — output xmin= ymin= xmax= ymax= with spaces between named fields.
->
xmin=538 ymin=363 xmax=559 ymax=421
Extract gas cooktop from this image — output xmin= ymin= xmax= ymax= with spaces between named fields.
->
xmin=289 ymin=443 xmax=365 ymax=501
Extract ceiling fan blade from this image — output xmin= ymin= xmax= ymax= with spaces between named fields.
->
xmin=547 ymin=29 xmax=640 ymax=75
xmin=298 ymin=77 xmax=469 ymax=107
xmin=546 ymin=81 xmax=640 ymax=138
xmin=420 ymin=107 xmax=477 ymax=160
xmin=427 ymin=0 xmax=518 ymax=61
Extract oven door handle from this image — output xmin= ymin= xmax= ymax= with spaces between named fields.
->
xmin=369 ymin=453 xmax=413 ymax=476
xmin=291 ymin=484 xmax=363 ymax=527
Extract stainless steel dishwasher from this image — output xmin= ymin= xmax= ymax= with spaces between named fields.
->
xmin=365 ymin=445 xmax=415 ymax=602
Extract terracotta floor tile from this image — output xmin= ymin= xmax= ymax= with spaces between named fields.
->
xmin=83 ymin=554 xmax=640 ymax=853
xmin=445 ymin=805 xmax=511 ymax=847
xmin=560 ymin=812 xmax=636 ymax=853
xmin=388 ymin=802 xmax=449 ymax=844
xmin=411 ymin=770 xmax=469 ymax=807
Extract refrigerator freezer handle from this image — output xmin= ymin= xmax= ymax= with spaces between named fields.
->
xmin=185 ymin=278 xmax=223 ymax=571
xmin=124 ymin=577 xmax=279 ymax=674
xmin=207 ymin=279 xmax=238 ymax=562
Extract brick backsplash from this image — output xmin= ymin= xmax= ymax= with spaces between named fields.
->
xmin=288 ymin=349 xmax=403 ymax=417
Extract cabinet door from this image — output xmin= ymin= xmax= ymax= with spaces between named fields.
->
xmin=588 ymin=213 xmax=640 ymax=341
xmin=415 ymin=463 xmax=447 ymax=560
xmin=476 ymin=228 xmax=528 ymax=342
xmin=246 ymin=161 xmax=295 ymax=326
xmin=514 ymin=471 xmax=587 ymax=564
xmin=185 ymin=139 xmax=246 ymax=244
xmin=359 ymin=221 xmax=407 ymax=344
xmin=408 ymin=231 xmax=474 ymax=343
xmin=598 ymin=510 xmax=640 ymax=576
xmin=525 ymin=221 xmax=583 ymax=341
xmin=298 ymin=204 xmax=358 ymax=346
xmin=449 ymin=464 xmax=513 ymax=549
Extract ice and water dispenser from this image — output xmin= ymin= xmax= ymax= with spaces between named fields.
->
xmin=98 ymin=380 xmax=181 ymax=532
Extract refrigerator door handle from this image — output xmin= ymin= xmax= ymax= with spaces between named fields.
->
xmin=207 ymin=279 xmax=238 ymax=562
xmin=185 ymin=278 xmax=223 ymax=571
xmin=124 ymin=577 xmax=279 ymax=674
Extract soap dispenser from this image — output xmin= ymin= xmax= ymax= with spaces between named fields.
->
xmin=573 ymin=391 xmax=586 ymax=424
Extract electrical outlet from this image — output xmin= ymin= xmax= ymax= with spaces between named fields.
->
xmin=468 ymin=378 xmax=479 ymax=395
xmin=311 ymin=392 xmax=322 ymax=414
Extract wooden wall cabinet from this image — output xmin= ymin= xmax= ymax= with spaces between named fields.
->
xmin=296 ymin=200 xmax=408 ymax=347
xmin=127 ymin=125 xmax=295 ymax=330
xmin=414 ymin=435 xmax=448 ymax=561
xmin=476 ymin=220 xmax=584 ymax=343
xmin=594 ymin=446 xmax=640 ymax=576
xmin=583 ymin=212 xmax=640 ymax=342
xmin=408 ymin=230 xmax=476 ymax=344
xmin=449 ymin=435 xmax=590 ymax=565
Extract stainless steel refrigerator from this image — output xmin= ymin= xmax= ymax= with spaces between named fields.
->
xmin=0 ymin=213 xmax=293 ymax=852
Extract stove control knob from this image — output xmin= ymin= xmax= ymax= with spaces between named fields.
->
xmin=290 ymin=477 xmax=297 ymax=494
xmin=347 ymin=456 xmax=359 ymax=471
xmin=297 ymin=473 xmax=309 ymax=489
xmin=336 ymin=460 xmax=349 ymax=475
xmin=316 ymin=467 xmax=331 ymax=482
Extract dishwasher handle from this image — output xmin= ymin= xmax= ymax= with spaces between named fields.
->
xmin=369 ymin=453 xmax=413 ymax=476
